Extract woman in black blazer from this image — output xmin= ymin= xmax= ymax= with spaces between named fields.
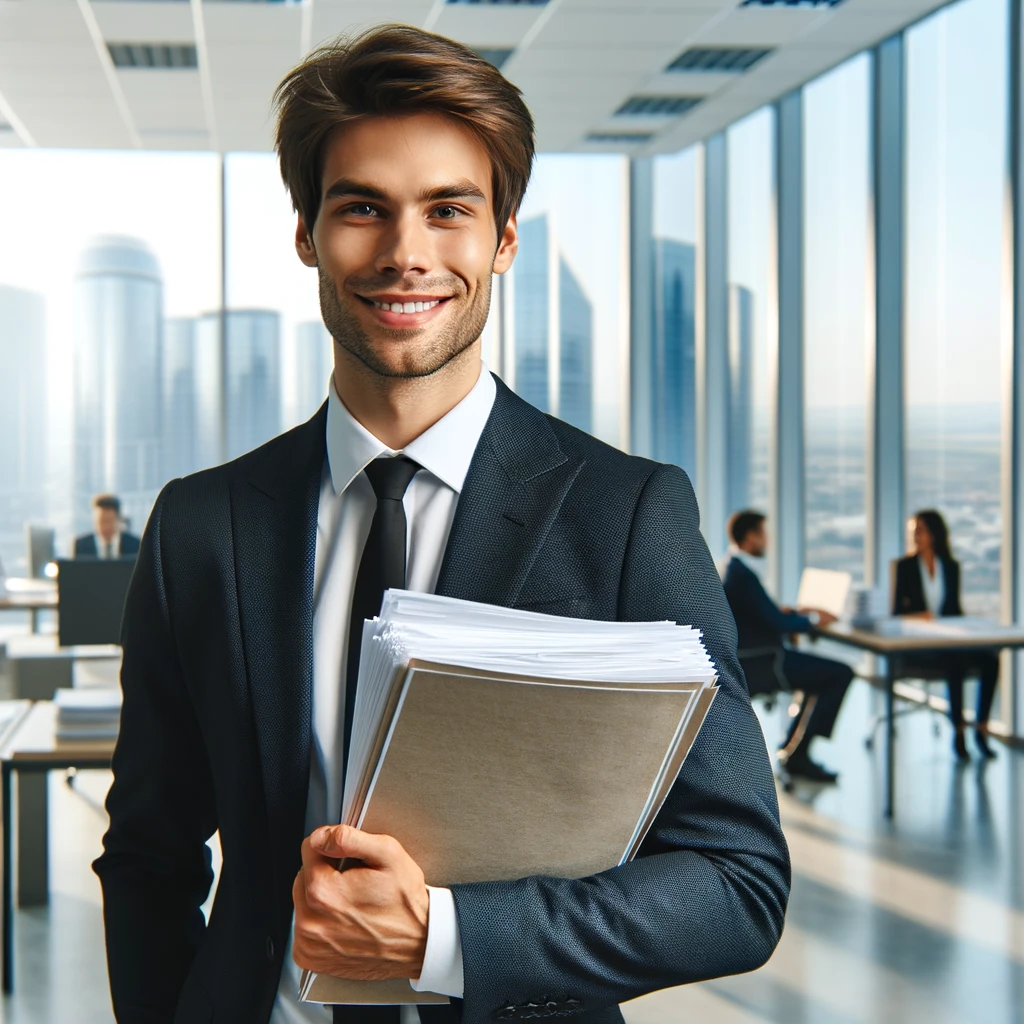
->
xmin=892 ymin=510 xmax=999 ymax=760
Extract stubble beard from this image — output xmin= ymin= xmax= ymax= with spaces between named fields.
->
xmin=318 ymin=263 xmax=492 ymax=380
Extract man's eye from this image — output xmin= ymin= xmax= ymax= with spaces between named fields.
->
xmin=348 ymin=204 xmax=377 ymax=217
xmin=434 ymin=206 xmax=460 ymax=220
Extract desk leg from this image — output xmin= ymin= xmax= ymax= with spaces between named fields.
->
xmin=3 ymin=763 xmax=13 ymax=994
xmin=29 ymin=608 xmax=39 ymax=635
xmin=884 ymin=659 xmax=895 ymax=820
xmin=17 ymin=772 xmax=47 ymax=907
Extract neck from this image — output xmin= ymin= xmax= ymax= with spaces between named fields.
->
xmin=332 ymin=342 xmax=482 ymax=450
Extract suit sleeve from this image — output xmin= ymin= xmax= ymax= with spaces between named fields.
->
xmin=892 ymin=559 xmax=908 ymax=615
xmin=730 ymin=566 xmax=813 ymax=640
xmin=449 ymin=464 xmax=790 ymax=1023
xmin=93 ymin=482 xmax=217 ymax=1022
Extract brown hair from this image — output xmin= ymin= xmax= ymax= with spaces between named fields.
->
xmin=728 ymin=510 xmax=766 ymax=547
xmin=92 ymin=494 xmax=121 ymax=515
xmin=273 ymin=24 xmax=535 ymax=241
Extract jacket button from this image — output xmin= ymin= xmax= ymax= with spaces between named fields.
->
xmin=266 ymin=936 xmax=275 ymax=961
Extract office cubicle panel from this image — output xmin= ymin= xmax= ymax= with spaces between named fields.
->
xmin=56 ymin=558 xmax=135 ymax=647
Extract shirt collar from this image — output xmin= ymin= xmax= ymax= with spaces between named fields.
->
xmin=325 ymin=362 xmax=497 ymax=496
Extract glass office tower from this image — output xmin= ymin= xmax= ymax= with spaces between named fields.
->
xmin=292 ymin=320 xmax=333 ymax=426
xmin=72 ymin=236 xmax=163 ymax=538
xmin=0 ymin=284 xmax=47 ymax=575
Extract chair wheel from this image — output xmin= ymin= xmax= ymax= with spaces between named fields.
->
xmin=865 ymin=737 xmax=874 ymax=750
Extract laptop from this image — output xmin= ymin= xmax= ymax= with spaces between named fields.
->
xmin=796 ymin=567 xmax=853 ymax=620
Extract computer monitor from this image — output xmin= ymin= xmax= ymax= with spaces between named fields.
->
xmin=57 ymin=558 xmax=136 ymax=647
xmin=25 ymin=524 xmax=55 ymax=579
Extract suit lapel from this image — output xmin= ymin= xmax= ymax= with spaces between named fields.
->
xmin=436 ymin=378 xmax=584 ymax=607
xmin=230 ymin=405 xmax=326 ymax=906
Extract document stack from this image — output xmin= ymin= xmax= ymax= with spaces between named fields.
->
xmin=301 ymin=590 xmax=719 ymax=1006
xmin=54 ymin=687 xmax=122 ymax=741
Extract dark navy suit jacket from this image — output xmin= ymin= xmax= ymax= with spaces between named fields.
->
xmin=722 ymin=556 xmax=812 ymax=652
xmin=74 ymin=532 xmax=141 ymax=558
xmin=892 ymin=554 xmax=962 ymax=617
xmin=94 ymin=377 xmax=790 ymax=1024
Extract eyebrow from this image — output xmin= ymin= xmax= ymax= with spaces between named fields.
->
xmin=322 ymin=178 xmax=487 ymax=205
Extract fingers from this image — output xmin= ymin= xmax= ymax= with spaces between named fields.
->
xmin=311 ymin=824 xmax=403 ymax=868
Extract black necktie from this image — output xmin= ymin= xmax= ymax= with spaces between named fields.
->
xmin=343 ymin=455 xmax=421 ymax=784
xmin=335 ymin=456 xmax=419 ymax=1024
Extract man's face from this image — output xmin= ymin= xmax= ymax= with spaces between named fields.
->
xmin=744 ymin=524 xmax=768 ymax=558
xmin=297 ymin=112 xmax=517 ymax=379
xmin=94 ymin=507 xmax=119 ymax=542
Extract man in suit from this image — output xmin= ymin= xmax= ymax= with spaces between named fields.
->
xmin=94 ymin=26 xmax=789 ymax=1024
xmin=74 ymin=494 xmax=140 ymax=559
xmin=722 ymin=510 xmax=852 ymax=784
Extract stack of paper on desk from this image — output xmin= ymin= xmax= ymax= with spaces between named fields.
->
xmin=54 ymin=687 xmax=122 ymax=740
xmin=301 ymin=591 xmax=718 ymax=1007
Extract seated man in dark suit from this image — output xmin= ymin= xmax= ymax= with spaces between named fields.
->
xmin=722 ymin=510 xmax=852 ymax=783
xmin=74 ymin=494 xmax=140 ymax=559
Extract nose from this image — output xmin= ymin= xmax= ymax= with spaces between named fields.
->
xmin=374 ymin=208 xmax=432 ymax=277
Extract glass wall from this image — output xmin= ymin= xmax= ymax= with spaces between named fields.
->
xmin=802 ymin=54 xmax=871 ymax=583
xmin=726 ymin=107 xmax=776 ymax=520
xmin=509 ymin=154 xmax=629 ymax=447
xmin=639 ymin=148 xmax=701 ymax=478
xmin=0 ymin=149 xmax=220 ymax=572
xmin=904 ymin=0 xmax=1008 ymax=617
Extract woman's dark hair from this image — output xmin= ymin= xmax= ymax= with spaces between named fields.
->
xmin=914 ymin=509 xmax=952 ymax=560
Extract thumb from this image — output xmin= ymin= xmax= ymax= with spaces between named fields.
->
xmin=310 ymin=824 xmax=398 ymax=866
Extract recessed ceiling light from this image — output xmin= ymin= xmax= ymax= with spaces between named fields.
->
xmin=586 ymin=132 xmax=654 ymax=145
xmin=108 ymin=43 xmax=198 ymax=68
xmin=615 ymin=96 xmax=702 ymax=117
xmin=667 ymin=47 xmax=773 ymax=74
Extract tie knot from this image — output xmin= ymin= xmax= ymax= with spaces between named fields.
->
xmin=363 ymin=455 xmax=421 ymax=501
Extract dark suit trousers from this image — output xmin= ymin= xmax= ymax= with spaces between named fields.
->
xmin=894 ymin=651 xmax=999 ymax=727
xmin=779 ymin=649 xmax=853 ymax=750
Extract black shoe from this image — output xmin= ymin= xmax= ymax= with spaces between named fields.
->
xmin=781 ymin=752 xmax=839 ymax=784
xmin=953 ymin=732 xmax=970 ymax=762
xmin=975 ymin=730 xmax=997 ymax=760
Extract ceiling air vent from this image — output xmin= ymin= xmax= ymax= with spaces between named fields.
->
xmin=667 ymin=47 xmax=772 ymax=73
xmin=586 ymin=132 xmax=654 ymax=145
xmin=473 ymin=48 xmax=515 ymax=69
xmin=615 ymin=95 xmax=702 ymax=117
xmin=108 ymin=43 xmax=198 ymax=68
xmin=740 ymin=0 xmax=844 ymax=7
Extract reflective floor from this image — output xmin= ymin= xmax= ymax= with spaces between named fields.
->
xmin=0 ymin=665 xmax=1021 ymax=1023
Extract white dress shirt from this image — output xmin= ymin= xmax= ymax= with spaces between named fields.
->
xmin=95 ymin=533 xmax=121 ymax=558
xmin=271 ymin=364 xmax=496 ymax=1024
xmin=918 ymin=555 xmax=945 ymax=616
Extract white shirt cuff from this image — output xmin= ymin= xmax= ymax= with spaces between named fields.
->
xmin=410 ymin=885 xmax=464 ymax=998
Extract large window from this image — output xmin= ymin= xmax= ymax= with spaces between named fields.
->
xmin=0 ymin=150 xmax=220 ymax=571
xmin=802 ymin=55 xmax=871 ymax=582
xmin=905 ymin=0 xmax=1008 ymax=617
xmin=509 ymin=154 xmax=629 ymax=447
xmin=643 ymin=148 xmax=700 ymax=477
xmin=727 ymin=108 xmax=776 ymax=520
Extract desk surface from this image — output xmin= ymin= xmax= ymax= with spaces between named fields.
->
xmin=0 ymin=701 xmax=117 ymax=764
xmin=0 ymin=593 xmax=57 ymax=611
xmin=817 ymin=619 xmax=1024 ymax=655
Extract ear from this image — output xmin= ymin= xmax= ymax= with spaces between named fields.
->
xmin=295 ymin=215 xmax=318 ymax=268
xmin=492 ymin=213 xmax=518 ymax=275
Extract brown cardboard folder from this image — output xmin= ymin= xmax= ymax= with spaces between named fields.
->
xmin=300 ymin=662 xmax=717 ymax=1006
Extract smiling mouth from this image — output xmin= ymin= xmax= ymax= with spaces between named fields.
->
xmin=357 ymin=295 xmax=452 ymax=315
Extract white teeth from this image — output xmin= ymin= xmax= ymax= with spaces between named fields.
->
xmin=371 ymin=299 xmax=443 ymax=313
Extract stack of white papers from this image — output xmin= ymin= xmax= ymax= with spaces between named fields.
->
xmin=343 ymin=589 xmax=717 ymax=824
xmin=54 ymin=687 xmax=122 ymax=740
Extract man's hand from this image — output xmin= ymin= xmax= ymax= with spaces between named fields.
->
xmin=292 ymin=825 xmax=429 ymax=981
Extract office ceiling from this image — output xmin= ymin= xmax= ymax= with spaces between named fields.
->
xmin=0 ymin=0 xmax=953 ymax=156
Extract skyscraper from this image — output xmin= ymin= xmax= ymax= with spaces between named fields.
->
xmin=163 ymin=317 xmax=223 ymax=479
xmin=73 ymin=236 xmax=163 ymax=537
xmin=651 ymin=238 xmax=696 ymax=474
xmin=514 ymin=215 xmax=552 ymax=413
xmin=291 ymin=320 xmax=333 ymax=426
xmin=727 ymin=283 xmax=754 ymax=515
xmin=0 ymin=284 xmax=47 ymax=574
xmin=558 ymin=256 xmax=593 ymax=434
xmin=198 ymin=310 xmax=281 ymax=460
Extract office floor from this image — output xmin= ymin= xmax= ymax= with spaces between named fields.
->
xmin=0 ymin=659 xmax=1021 ymax=1023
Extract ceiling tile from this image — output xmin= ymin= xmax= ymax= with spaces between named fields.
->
xmin=92 ymin=1 xmax=195 ymax=44
xmin=431 ymin=4 xmax=544 ymax=47
xmin=529 ymin=10 xmax=712 ymax=49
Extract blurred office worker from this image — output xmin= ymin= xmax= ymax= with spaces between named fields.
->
xmin=893 ymin=509 xmax=999 ymax=761
xmin=73 ymin=494 xmax=140 ymax=559
xmin=94 ymin=25 xmax=789 ymax=1024
xmin=722 ymin=511 xmax=852 ymax=784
